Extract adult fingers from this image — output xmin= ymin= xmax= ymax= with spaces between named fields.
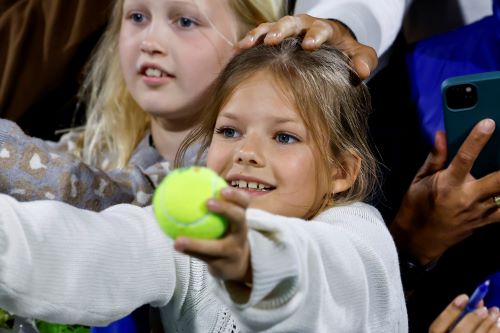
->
xmin=237 ymin=15 xmax=307 ymax=50
xmin=296 ymin=15 xmax=378 ymax=79
xmin=237 ymin=22 xmax=274 ymax=50
xmin=447 ymin=119 xmax=495 ymax=185
xmin=320 ymin=18 xmax=378 ymax=79
xmin=414 ymin=131 xmax=448 ymax=181
xmin=469 ymin=206 xmax=500 ymax=229
xmin=349 ymin=45 xmax=378 ymax=80
xmin=236 ymin=15 xmax=378 ymax=79
xmin=300 ymin=18 xmax=334 ymax=50
xmin=475 ymin=170 xmax=500 ymax=202
xmin=238 ymin=15 xmax=327 ymax=49
xmin=429 ymin=294 xmax=468 ymax=333
xmin=261 ymin=14 xmax=332 ymax=49
xmin=263 ymin=15 xmax=304 ymax=45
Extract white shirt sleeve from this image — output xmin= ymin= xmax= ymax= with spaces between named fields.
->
xmin=0 ymin=194 xmax=175 ymax=326
xmin=294 ymin=0 xmax=411 ymax=56
xmin=213 ymin=203 xmax=408 ymax=332
xmin=0 ymin=192 xmax=407 ymax=332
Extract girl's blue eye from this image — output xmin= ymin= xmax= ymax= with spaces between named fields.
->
xmin=222 ymin=128 xmax=237 ymax=138
xmin=275 ymin=133 xmax=298 ymax=144
xmin=131 ymin=13 xmax=145 ymax=23
xmin=177 ymin=17 xmax=196 ymax=28
xmin=215 ymin=127 xmax=240 ymax=138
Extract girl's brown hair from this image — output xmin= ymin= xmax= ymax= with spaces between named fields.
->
xmin=177 ymin=37 xmax=379 ymax=210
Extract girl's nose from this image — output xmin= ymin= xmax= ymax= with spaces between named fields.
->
xmin=234 ymin=137 xmax=265 ymax=167
xmin=140 ymin=39 xmax=166 ymax=56
xmin=140 ymin=23 xmax=167 ymax=56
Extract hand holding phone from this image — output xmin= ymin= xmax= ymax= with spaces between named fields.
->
xmin=442 ymin=71 xmax=500 ymax=178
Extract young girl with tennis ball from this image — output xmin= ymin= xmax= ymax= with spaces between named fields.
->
xmin=0 ymin=0 xmax=372 ymax=330
xmin=0 ymin=0 xmax=288 ymax=330
xmin=0 ymin=38 xmax=406 ymax=332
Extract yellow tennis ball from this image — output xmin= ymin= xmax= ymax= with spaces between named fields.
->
xmin=153 ymin=166 xmax=228 ymax=239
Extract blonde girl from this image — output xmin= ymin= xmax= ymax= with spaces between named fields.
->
xmin=79 ymin=0 xmax=287 ymax=169
xmin=0 ymin=0 xmax=287 ymax=210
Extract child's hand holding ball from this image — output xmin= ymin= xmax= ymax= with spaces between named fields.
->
xmin=153 ymin=166 xmax=252 ymax=284
xmin=153 ymin=166 xmax=229 ymax=240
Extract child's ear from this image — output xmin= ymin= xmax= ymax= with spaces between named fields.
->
xmin=331 ymin=151 xmax=361 ymax=194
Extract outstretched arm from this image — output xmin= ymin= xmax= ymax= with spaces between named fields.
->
xmin=0 ymin=194 xmax=175 ymax=325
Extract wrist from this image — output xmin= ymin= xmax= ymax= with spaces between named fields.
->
xmin=399 ymin=250 xmax=439 ymax=295
xmin=391 ymin=217 xmax=443 ymax=266
xmin=224 ymin=255 xmax=252 ymax=305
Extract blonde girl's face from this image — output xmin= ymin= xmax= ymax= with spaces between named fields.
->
xmin=119 ymin=0 xmax=238 ymax=120
xmin=207 ymin=72 xmax=332 ymax=219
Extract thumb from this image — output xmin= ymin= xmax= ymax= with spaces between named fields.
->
xmin=350 ymin=45 xmax=378 ymax=80
xmin=414 ymin=131 xmax=448 ymax=180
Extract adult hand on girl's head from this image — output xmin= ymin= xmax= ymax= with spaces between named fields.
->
xmin=237 ymin=14 xmax=377 ymax=80
xmin=390 ymin=119 xmax=500 ymax=267
xmin=174 ymin=187 xmax=252 ymax=284
xmin=429 ymin=294 xmax=500 ymax=333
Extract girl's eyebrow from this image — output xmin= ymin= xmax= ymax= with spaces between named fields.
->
xmin=171 ymin=0 xmax=221 ymax=17
xmin=218 ymin=111 xmax=299 ymax=125
xmin=273 ymin=118 xmax=297 ymax=125
xmin=124 ymin=0 xmax=201 ymax=12
xmin=217 ymin=112 xmax=237 ymax=120
xmin=168 ymin=1 xmax=200 ymax=10
xmin=124 ymin=0 xmax=200 ymax=11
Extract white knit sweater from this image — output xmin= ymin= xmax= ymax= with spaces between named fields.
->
xmin=0 ymin=194 xmax=407 ymax=332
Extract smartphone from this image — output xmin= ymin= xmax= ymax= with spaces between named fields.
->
xmin=442 ymin=71 xmax=500 ymax=178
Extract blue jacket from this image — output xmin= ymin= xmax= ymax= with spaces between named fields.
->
xmin=406 ymin=0 xmax=500 ymax=144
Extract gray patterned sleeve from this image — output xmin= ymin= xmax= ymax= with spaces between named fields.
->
xmin=0 ymin=119 xmax=170 ymax=211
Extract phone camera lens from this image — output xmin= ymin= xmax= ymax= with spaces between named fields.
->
xmin=445 ymin=83 xmax=478 ymax=110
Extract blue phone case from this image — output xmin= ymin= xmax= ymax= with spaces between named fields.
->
xmin=442 ymin=71 xmax=500 ymax=178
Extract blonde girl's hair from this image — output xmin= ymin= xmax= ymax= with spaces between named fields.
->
xmin=229 ymin=0 xmax=288 ymax=39
xmin=176 ymin=37 xmax=380 ymax=216
xmin=76 ymin=0 xmax=287 ymax=170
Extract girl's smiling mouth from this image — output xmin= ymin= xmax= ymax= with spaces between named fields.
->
xmin=139 ymin=63 xmax=175 ymax=85
xmin=227 ymin=176 xmax=276 ymax=197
